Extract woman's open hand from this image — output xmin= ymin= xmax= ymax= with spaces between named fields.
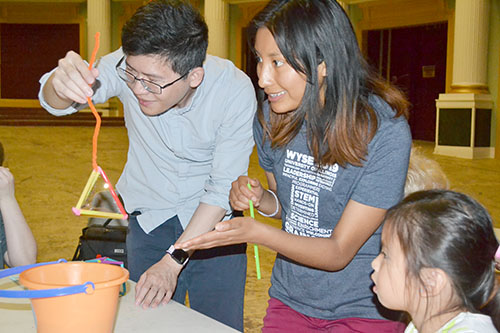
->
xmin=175 ymin=217 xmax=259 ymax=251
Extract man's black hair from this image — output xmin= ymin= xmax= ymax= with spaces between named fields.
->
xmin=121 ymin=0 xmax=208 ymax=75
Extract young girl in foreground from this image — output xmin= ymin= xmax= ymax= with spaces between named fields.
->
xmin=178 ymin=0 xmax=411 ymax=330
xmin=371 ymin=190 xmax=500 ymax=333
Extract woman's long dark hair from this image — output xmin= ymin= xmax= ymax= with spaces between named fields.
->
xmin=384 ymin=190 xmax=500 ymax=330
xmin=249 ymin=0 xmax=408 ymax=167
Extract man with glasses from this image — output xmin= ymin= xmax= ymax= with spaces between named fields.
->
xmin=38 ymin=1 xmax=256 ymax=331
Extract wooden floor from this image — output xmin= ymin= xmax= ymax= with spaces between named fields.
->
xmin=1 ymin=125 xmax=499 ymax=332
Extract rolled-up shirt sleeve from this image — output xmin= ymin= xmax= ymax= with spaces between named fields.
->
xmin=200 ymin=80 xmax=257 ymax=212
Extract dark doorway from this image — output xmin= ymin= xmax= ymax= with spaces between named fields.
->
xmin=366 ymin=22 xmax=448 ymax=141
xmin=1 ymin=23 xmax=80 ymax=99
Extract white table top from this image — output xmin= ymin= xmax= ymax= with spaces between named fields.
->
xmin=0 ymin=277 xmax=238 ymax=332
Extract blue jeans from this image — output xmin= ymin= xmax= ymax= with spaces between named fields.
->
xmin=127 ymin=215 xmax=247 ymax=332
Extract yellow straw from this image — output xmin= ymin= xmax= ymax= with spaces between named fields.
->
xmin=247 ymin=183 xmax=261 ymax=280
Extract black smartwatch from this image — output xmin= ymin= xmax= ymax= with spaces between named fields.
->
xmin=167 ymin=245 xmax=189 ymax=266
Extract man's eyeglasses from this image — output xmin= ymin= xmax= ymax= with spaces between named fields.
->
xmin=115 ymin=56 xmax=188 ymax=94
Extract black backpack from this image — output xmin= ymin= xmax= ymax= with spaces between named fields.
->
xmin=72 ymin=218 xmax=128 ymax=268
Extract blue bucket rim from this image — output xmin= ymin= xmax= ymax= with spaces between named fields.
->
xmin=0 ymin=260 xmax=94 ymax=299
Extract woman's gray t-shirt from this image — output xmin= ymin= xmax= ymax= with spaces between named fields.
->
xmin=255 ymin=95 xmax=412 ymax=320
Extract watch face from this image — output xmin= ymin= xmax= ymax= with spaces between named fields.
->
xmin=171 ymin=249 xmax=189 ymax=265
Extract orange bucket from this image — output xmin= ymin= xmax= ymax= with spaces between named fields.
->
xmin=19 ymin=262 xmax=129 ymax=333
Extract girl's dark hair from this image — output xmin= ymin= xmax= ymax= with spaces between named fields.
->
xmin=384 ymin=190 xmax=500 ymax=330
xmin=121 ymin=0 xmax=208 ymax=75
xmin=249 ymin=0 xmax=408 ymax=167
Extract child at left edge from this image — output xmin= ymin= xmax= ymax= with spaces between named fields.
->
xmin=0 ymin=142 xmax=37 ymax=267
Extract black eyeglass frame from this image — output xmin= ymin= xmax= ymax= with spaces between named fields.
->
xmin=115 ymin=56 xmax=189 ymax=94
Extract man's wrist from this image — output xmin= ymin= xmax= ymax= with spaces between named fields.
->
xmin=166 ymin=245 xmax=189 ymax=267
